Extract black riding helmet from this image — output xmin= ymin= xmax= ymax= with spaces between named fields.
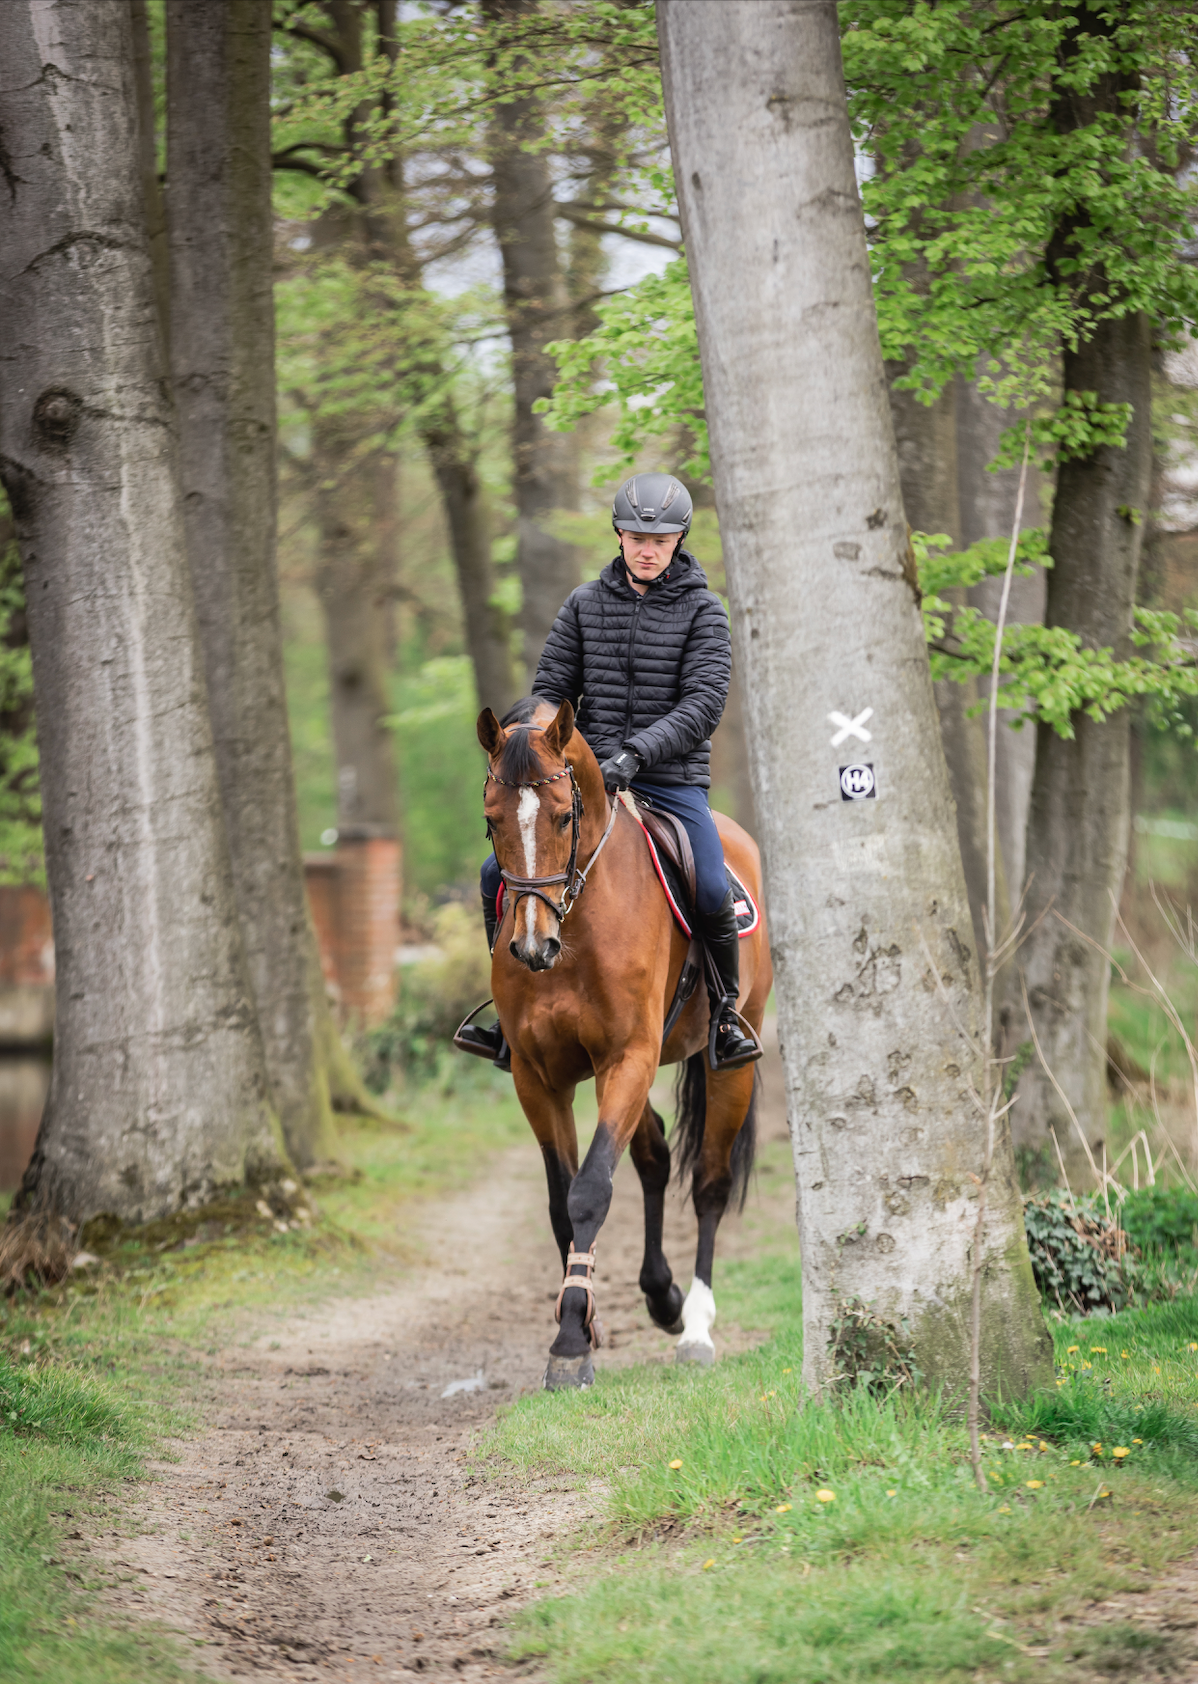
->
xmin=611 ymin=473 xmax=693 ymax=538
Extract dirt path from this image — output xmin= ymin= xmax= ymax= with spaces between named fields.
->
xmin=94 ymin=1041 xmax=798 ymax=1681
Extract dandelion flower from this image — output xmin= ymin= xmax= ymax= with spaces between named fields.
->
xmin=669 ymin=1459 xmax=683 ymax=1470
xmin=1070 ymin=1460 xmax=1080 ymax=1466
xmin=815 ymin=1490 xmax=836 ymax=1503
xmin=782 ymin=1368 xmax=792 ymax=1374
xmin=732 ymin=1535 xmax=742 ymax=1544
xmin=1081 ymin=1362 xmax=1092 ymax=1371
xmin=1067 ymin=1345 xmax=1079 ymax=1353
xmin=1026 ymin=1480 xmax=1044 ymax=1489
xmin=1188 ymin=1343 xmax=1198 ymax=1353
xmin=1133 ymin=1438 xmax=1143 ymax=1445
xmin=702 ymin=1559 xmax=715 ymax=1570
xmin=998 ymin=1505 xmax=1011 ymax=1514
xmin=775 ymin=1503 xmax=792 ymax=1514
xmin=886 ymin=1490 xmax=896 ymax=1497
xmin=1039 ymin=1441 xmax=1049 ymax=1452
xmin=1112 ymin=1447 xmax=1130 ymax=1459
xmin=1090 ymin=1347 xmax=1107 ymax=1355
xmin=989 ymin=1471 xmax=1001 ymax=1482
xmin=1121 ymin=1351 xmax=1130 ymax=1360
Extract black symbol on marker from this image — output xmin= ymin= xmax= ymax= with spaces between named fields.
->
xmin=839 ymin=764 xmax=876 ymax=801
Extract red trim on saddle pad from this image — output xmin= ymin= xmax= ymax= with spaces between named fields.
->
xmin=633 ymin=821 xmax=693 ymax=939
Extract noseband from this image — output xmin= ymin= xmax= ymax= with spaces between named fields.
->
xmin=486 ymin=733 xmax=617 ymax=924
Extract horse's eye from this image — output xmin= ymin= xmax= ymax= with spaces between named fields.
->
xmin=559 ymin=813 xmax=572 ymax=832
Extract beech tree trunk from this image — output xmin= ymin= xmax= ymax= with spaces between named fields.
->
xmin=659 ymin=0 xmax=1050 ymax=1398
xmin=1012 ymin=313 xmax=1151 ymax=1179
xmin=166 ymin=0 xmax=339 ymax=1170
xmin=482 ymin=0 xmax=581 ymax=673
xmin=0 ymin=0 xmax=288 ymax=1222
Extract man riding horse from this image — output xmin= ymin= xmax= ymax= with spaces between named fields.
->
xmin=459 ymin=472 xmax=762 ymax=1073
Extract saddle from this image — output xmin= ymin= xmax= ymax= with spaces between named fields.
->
xmin=622 ymin=793 xmax=760 ymax=1048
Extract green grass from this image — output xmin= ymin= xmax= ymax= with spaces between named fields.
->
xmin=0 ymin=1067 xmax=531 ymax=1684
xmin=487 ymin=1266 xmax=1198 ymax=1683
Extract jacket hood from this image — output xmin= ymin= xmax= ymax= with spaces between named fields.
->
xmin=600 ymin=549 xmax=708 ymax=598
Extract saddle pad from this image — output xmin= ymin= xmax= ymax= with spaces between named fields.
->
xmin=634 ymin=817 xmax=759 ymax=941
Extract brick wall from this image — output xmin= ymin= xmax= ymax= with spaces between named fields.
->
xmin=0 ymin=884 xmax=55 ymax=1044
xmin=303 ymin=830 xmax=400 ymax=1029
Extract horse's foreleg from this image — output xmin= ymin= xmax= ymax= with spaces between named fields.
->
xmin=678 ymin=1063 xmax=758 ymax=1367
xmin=546 ymin=1046 xmax=657 ymax=1384
xmin=629 ymin=1100 xmax=684 ymax=1335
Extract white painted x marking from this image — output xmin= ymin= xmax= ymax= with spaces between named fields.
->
xmin=828 ymin=707 xmax=874 ymax=747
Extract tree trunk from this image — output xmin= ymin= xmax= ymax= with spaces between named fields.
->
xmin=659 ymin=0 xmax=1050 ymax=1399
xmin=166 ymin=0 xmax=339 ymax=1170
xmin=888 ymin=376 xmax=1001 ymax=966
xmin=0 ymin=0 xmax=288 ymax=1223
xmin=481 ymin=0 xmax=581 ymax=675
xmin=313 ymin=423 xmax=401 ymax=837
xmin=129 ymin=0 xmax=169 ymax=354
xmin=1012 ymin=312 xmax=1152 ymax=1180
xmin=422 ymin=410 xmax=518 ymax=717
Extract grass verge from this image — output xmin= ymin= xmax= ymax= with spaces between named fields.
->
xmin=487 ymin=1261 xmax=1198 ymax=1683
xmin=0 ymin=1064 xmax=529 ymax=1683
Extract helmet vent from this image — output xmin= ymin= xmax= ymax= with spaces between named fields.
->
xmin=661 ymin=480 xmax=679 ymax=510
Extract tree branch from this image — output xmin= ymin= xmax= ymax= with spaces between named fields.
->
xmin=552 ymin=203 xmax=681 ymax=250
xmin=280 ymin=19 xmax=348 ymax=72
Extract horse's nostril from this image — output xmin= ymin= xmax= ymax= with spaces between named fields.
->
xmin=544 ymin=939 xmax=561 ymax=961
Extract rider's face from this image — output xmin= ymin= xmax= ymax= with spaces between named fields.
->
xmin=618 ymin=528 xmax=677 ymax=590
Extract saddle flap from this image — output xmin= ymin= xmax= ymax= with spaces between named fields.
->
xmin=638 ymin=806 xmax=697 ymax=907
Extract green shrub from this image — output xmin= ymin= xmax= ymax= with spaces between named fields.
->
xmin=1022 ymin=1190 xmax=1133 ymax=1314
xmin=0 ymin=1353 xmax=132 ymax=1445
xmin=360 ymin=901 xmax=492 ymax=1087
xmin=1121 ymin=1185 xmax=1198 ymax=1257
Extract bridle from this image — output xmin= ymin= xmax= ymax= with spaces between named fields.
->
xmin=486 ymin=729 xmax=618 ymax=925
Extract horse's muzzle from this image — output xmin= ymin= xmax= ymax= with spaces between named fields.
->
xmin=510 ymin=932 xmax=562 ymax=971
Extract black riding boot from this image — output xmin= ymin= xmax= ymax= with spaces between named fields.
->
xmin=696 ymin=888 xmax=762 ymax=1071
xmin=453 ymin=892 xmax=511 ymax=1072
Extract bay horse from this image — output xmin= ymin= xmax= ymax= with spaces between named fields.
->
xmin=477 ymin=696 xmax=772 ymax=1389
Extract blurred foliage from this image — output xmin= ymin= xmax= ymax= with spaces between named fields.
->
xmin=1023 ymin=1189 xmax=1133 ymax=1314
xmin=358 ymin=901 xmax=492 ymax=1088
xmin=1122 ymin=1186 xmax=1198 ymax=1257
xmin=0 ymin=516 xmax=42 ymax=887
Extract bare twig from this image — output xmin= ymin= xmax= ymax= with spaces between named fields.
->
xmin=969 ymin=421 xmax=1031 ymax=1497
xmin=1049 ymin=1126 xmax=1077 ymax=1217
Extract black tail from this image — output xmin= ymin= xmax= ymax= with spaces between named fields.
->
xmin=671 ymin=1054 xmax=759 ymax=1214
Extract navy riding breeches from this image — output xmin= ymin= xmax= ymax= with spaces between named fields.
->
xmin=479 ymin=781 xmax=726 ymax=920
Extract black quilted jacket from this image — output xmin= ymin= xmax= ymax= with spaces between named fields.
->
xmin=532 ymin=551 xmax=731 ymax=786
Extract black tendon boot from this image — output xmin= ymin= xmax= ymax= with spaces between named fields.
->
xmin=696 ymin=888 xmax=762 ymax=1071
xmin=453 ymin=891 xmax=512 ymax=1071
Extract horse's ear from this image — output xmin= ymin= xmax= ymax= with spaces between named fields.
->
xmin=477 ymin=708 xmax=505 ymax=755
xmin=542 ymin=699 xmax=575 ymax=757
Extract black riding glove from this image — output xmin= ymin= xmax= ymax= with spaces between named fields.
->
xmin=598 ymin=747 xmax=641 ymax=791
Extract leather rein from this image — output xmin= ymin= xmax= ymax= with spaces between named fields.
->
xmin=487 ymin=732 xmax=617 ymax=923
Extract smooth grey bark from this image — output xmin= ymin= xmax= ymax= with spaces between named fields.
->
xmin=659 ymin=0 xmax=1050 ymax=1399
xmin=481 ymin=0 xmax=581 ymax=674
xmin=165 ymin=0 xmax=339 ymax=1170
xmin=0 ymin=0 xmax=289 ymax=1222
xmin=1012 ymin=312 xmax=1151 ymax=1179
xmin=129 ymin=0 xmax=168 ymax=354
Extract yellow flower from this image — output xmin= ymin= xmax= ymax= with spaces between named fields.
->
xmin=732 ymin=1535 xmax=742 ymax=1543
xmin=815 ymin=1490 xmax=836 ymax=1503
xmin=1067 ymin=1345 xmax=1079 ymax=1353
xmin=1070 ymin=1460 xmax=1080 ymax=1466
xmin=1188 ymin=1343 xmax=1198 ymax=1352
xmin=1026 ymin=1480 xmax=1044 ymax=1489
xmin=1090 ymin=1347 xmax=1107 ymax=1355
xmin=782 ymin=1368 xmax=792 ymax=1374
xmin=1121 ymin=1351 xmax=1130 ymax=1360
xmin=1155 ymin=1367 xmax=1162 ymax=1374
xmin=669 ymin=1459 xmax=683 ymax=1470
xmin=1081 ymin=1362 xmax=1092 ymax=1371
xmin=1039 ymin=1441 xmax=1049 ymax=1452
xmin=702 ymin=1558 xmax=715 ymax=1570
xmin=1112 ymin=1447 xmax=1130 ymax=1459
xmin=886 ymin=1490 xmax=896 ymax=1497
xmin=998 ymin=1504 xmax=1011 ymax=1514
xmin=775 ymin=1503 xmax=792 ymax=1514
xmin=1132 ymin=1438 xmax=1143 ymax=1444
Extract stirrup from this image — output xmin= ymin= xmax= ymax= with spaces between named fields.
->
xmin=453 ymin=1000 xmax=511 ymax=1071
xmin=708 ymin=1003 xmax=763 ymax=1072
xmin=554 ymin=1247 xmax=603 ymax=1350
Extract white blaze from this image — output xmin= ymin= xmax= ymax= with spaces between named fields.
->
xmin=518 ymin=786 xmax=540 ymax=940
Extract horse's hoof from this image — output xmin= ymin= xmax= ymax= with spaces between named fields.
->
xmin=543 ymin=1353 xmax=595 ymax=1390
xmin=675 ymin=1340 xmax=715 ymax=1368
xmin=646 ymin=1284 xmax=685 ymax=1336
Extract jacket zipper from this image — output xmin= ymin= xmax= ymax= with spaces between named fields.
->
xmin=623 ymin=592 xmax=643 ymax=746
